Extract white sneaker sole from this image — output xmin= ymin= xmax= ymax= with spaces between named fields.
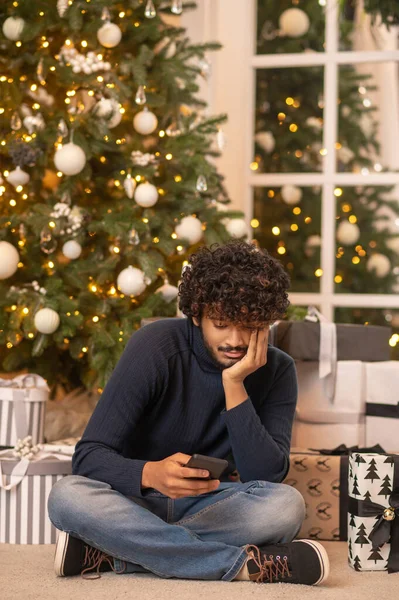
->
xmin=293 ymin=539 xmax=330 ymax=585
xmin=54 ymin=529 xmax=69 ymax=577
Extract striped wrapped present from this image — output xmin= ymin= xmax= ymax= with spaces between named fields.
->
xmin=0 ymin=445 xmax=73 ymax=544
xmin=0 ymin=374 xmax=48 ymax=447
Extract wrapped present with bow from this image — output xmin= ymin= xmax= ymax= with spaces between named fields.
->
xmin=284 ymin=444 xmax=385 ymax=542
xmin=348 ymin=450 xmax=399 ymax=572
xmin=0 ymin=436 xmax=72 ymax=544
xmin=0 ymin=374 xmax=49 ymax=447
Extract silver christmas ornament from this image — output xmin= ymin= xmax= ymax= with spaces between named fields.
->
xmin=196 ymin=175 xmax=208 ymax=192
xmin=135 ymin=85 xmax=147 ymax=105
xmin=57 ymin=119 xmax=68 ymax=138
xmin=10 ymin=112 xmax=22 ymax=130
xmin=171 ymin=0 xmax=183 ymax=15
xmin=145 ymin=0 xmax=156 ymax=19
xmin=123 ymin=174 xmax=137 ymax=199
xmin=40 ymin=227 xmax=57 ymax=254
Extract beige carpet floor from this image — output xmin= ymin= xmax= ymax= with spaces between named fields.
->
xmin=1 ymin=541 xmax=398 ymax=600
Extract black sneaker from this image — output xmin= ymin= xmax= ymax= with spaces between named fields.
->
xmin=54 ymin=529 xmax=127 ymax=579
xmin=245 ymin=539 xmax=330 ymax=585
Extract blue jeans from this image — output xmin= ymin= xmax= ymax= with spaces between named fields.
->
xmin=47 ymin=475 xmax=305 ymax=581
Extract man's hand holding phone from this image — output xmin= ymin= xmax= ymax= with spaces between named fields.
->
xmin=141 ymin=453 xmax=223 ymax=499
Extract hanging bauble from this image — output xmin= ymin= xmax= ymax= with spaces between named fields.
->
xmin=123 ymin=174 xmax=137 ymax=199
xmin=133 ymin=108 xmax=158 ymax=135
xmin=6 ymin=166 xmax=30 ymax=188
xmin=154 ymin=37 xmax=176 ymax=58
xmin=387 ymin=237 xmax=399 ymax=254
xmin=117 ymin=266 xmax=146 ymax=296
xmin=144 ymin=0 xmax=156 ymax=19
xmin=306 ymin=117 xmax=323 ymax=131
xmin=279 ymin=8 xmax=310 ymax=38
xmin=94 ymin=98 xmax=122 ymax=128
xmin=62 ymin=240 xmax=82 ymax=260
xmin=97 ymin=22 xmax=122 ymax=48
xmin=175 ymin=216 xmax=203 ymax=245
xmin=336 ymin=221 xmax=360 ymax=245
xmin=171 ymin=0 xmax=183 ymax=15
xmin=337 ymin=146 xmax=355 ymax=165
xmin=367 ymin=254 xmax=391 ymax=278
xmin=155 ymin=282 xmax=179 ymax=303
xmin=54 ymin=143 xmax=86 ymax=176
xmin=57 ymin=0 xmax=69 ymax=18
xmin=0 ymin=241 xmax=20 ymax=280
xmin=305 ymin=235 xmax=322 ymax=257
xmin=255 ymin=131 xmax=275 ymax=154
xmin=10 ymin=112 xmax=22 ymax=130
xmin=281 ymin=185 xmax=302 ymax=205
xmin=196 ymin=175 xmax=208 ymax=192
xmin=225 ymin=218 xmax=249 ymax=239
xmin=2 ymin=17 xmax=25 ymax=41
xmin=135 ymin=85 xmax=147 ymax=106
xmin=134 ymin=182 xmax=159 ymax=207
xmin=34 ymin=308 xmax=60 ymax=334
xmin=43 ymin=169 xmax=60 ymax=190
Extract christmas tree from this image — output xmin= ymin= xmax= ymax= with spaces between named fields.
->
xmin=254 ymin=0 xmax=399 ymax=356
xmin=0 ymin=1 xmax=244 ymax=392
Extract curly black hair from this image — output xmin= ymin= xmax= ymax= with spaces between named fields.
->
xmin=178 ymin=240 xmax=290 ymax=324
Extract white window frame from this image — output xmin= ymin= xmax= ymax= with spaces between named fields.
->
xmin=247 ymin=0 xmax=399 ymax=319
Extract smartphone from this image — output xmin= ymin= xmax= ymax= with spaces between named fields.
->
xmin=185 ymin=454 xmax=228 ymax=480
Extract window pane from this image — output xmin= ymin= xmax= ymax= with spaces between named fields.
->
xmin=334 ymin=307 xmax=399 ymax=360
xmin=254 ymin=67 xmax=324 ymax=174
xmin=253 ymin=186 xmax=322 ymax=292
xmin=257 ymin=0 xmax=325 ymax=55
xmin=335 ymin=187 xmax=399 ymax=294
xmin=337 ymin=62 xmax=399 ymax=174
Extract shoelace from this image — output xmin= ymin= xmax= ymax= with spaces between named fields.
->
xmin=245 ymin=544 xmax=291 ymax=583
xmin=80 ymin=545 xmax=127 ymax=580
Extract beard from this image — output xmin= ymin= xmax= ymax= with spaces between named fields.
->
xmin=197 ymin=323 xmax=245 ymax=370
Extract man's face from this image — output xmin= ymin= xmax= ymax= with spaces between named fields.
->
xmin=193 ymin=313 xmax=270 ymax=370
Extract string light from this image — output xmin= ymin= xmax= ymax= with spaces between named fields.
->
xmin=335 ymin=275 xmax=343 ymax=283
xmin=272 ymin=227 xmax=280 ymax=235
xmin=268 ymin=190 xmax=275 ymax=198
xmin=250 ymin=219 xmax=260 ymax=228
xmin=289 ymin=124 xmax=298 ymax=133
xmin=290 ymin=224 xmax=298 ymax=231
xmin=315 ymin=269 xmax=323 ymax=277
xmin=285 ymin=97 xmax=294 ymax=106
xmin=334 ymin=188 xmax=343 ymax=197
xmin=92 ymin=316 xmax=99 ymax=322
xmin=250 ymin=162 xmax=259 ymax=171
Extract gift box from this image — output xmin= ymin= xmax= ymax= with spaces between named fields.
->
xmin=364 ymin=362 xmax=399 ymax=451
xmin=348 ymin=450 xmax=399 ymax=572
xmin=0 ymin=374 xmax=48 ymax=447
xmin=295 ymin=360 xmax=365 ymax=422
xmin=284 ymin=447 xmax=349 ymax=541
xmin=284 ymin=445 xmax=386 ymax=543
xmin=270 ymin=320 xmax=391 ymax=363
xmin=0 ymin=445 xmax=73 ymax=544
xmin=291 ymin=419 xmax=366 ymax=449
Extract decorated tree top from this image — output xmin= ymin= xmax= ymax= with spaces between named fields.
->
xmin=0 ymin=0 xmax=245 ymax=391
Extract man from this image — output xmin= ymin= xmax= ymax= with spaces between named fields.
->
xmin=48 ymin=240 xmax=330 ymax=585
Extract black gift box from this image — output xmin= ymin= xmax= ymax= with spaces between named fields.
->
xmin=270 ymin=321 xmax=391 ymax=362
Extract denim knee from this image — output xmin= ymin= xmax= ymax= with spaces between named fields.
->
xmin=47 ymin=475 xmax=87 ymax=528
xmin=279 ymin=484 xmax=306 ymax=535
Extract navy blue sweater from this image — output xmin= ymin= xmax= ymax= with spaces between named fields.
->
xmin=72 ymin=317 xmax=298 ymax=497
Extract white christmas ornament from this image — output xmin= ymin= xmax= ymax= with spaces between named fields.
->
xmin=305 ymin=235 xmax=322 ymax=257
xmin=97 ymin=22 xmax=122 ymax=48
xmin=367 ymin=254 xmax=391 ymax=278
xmin=155 ymin=282 xmax=179 ymax=303
xmin=0 ymin=241 xmax=20 ymax=280
xmin=336 ymin=220 xmax=360 ymax=245
xmin=225 ymin=218 xmax=249 ymax=239
xmin=117 ymin=266 xmax=146 ymax=296
xmin=34 ymin=308 xmax=60 ymax=335
xmin=306 ymin=117 xmax=323 ymax=131
xmin=134 ymin=182 xmax=159 ymax=207
xmin=255 ymin=131 xmax=275 ymax=154
xmin=62 ymin=240 xmax=82 ymax=260
xmin=175 ymin=216 xmax=203 ymax=245
xmin=23 ymin=114 xmax=45 ymax=134
xmin=54 ymin=143 xmax=86 ymax=176
xmin=279 ymin=8 xmax=310 ymax=38
xmin=2 ymin=16 xmax=25 ymax=41
xmin=281 ymin=185 xmax=302 ymax=205
xmin=94 ymin=98 xmax=122 ymax=128
xmin=6 ymin=166 xmax=30 ymax=188
xmin=133 ymin=109 xmax=158 ymax=135
xmin=123 ymin=175 xmax=136 ymax=199
xmin=338 ymin=146 xmax=355 ymax=165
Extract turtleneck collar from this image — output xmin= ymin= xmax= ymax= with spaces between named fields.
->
xmin=188 ymin=317 xmax=224 ymax=374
